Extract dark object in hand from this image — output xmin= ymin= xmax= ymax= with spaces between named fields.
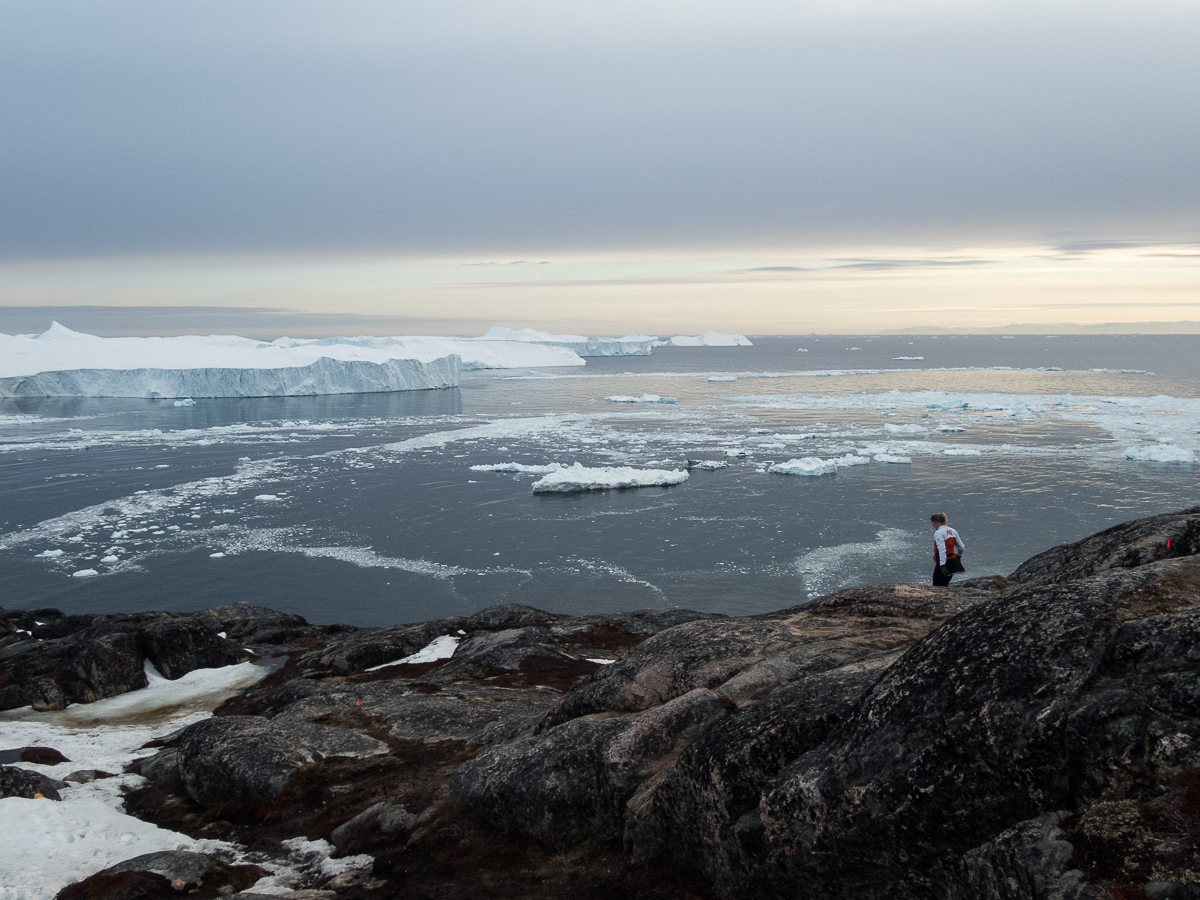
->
xmin=938 ymin=565 xmax=950 ymax=577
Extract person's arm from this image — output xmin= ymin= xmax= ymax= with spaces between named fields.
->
xmin=934 ymin=529 xmax=948 ymax=565
xmin=955 ymin=530 xmax=965 ymax=555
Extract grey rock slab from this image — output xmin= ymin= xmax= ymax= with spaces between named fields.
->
xmin=137 ymin=616 xmax=244 ymax=679
xmin=738 ymin=560 xmax=1198 ymax=899
xmin=310 ymin=619 xmax=463 ymax=673
xmin=453 ymin=688 xmax=729 ymax=846
xmin=541 ymin=618 xmax=802 ymax=728
xmin=1008 ymin=505 xmax=1200 ymax=586
xmin=626 ymin=655 xmax=897 ymax=871
xmin=465 ymin=603 xmax=561 ymax=631
xmin=107 ymin=850 xmax=217 ymax=888
xmin=177 ymin=715 xmax=386 ymax=807
xmin=330 ymin=799 xmax=417 ymax=848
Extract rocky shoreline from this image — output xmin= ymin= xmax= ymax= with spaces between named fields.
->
xmin=3 ymin=506 xmax=1200 ymax=899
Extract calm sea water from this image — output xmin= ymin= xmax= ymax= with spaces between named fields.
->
xmin=2 ymin=335 xmax=1198 ymax=625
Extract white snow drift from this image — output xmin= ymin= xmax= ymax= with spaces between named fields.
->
xmin=659 ymin=331 xmax=753 ymax=347
xmin=531 ymin=463 xmax=689 ymax=493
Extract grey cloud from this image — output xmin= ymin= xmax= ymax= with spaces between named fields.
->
xmin=1 ymin=2 xmax=1198 ymax=259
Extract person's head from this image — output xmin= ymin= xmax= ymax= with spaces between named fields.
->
xmin=930 ymin=512 xmax=947 ymax=527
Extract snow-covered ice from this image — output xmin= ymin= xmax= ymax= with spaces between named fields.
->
xmin=874 ymin=454 xmax=913 ymax=464
xmin=883 ymin=423 xmax=928 ymax=435
xmin=943 ymin=448 xmax=983 ymax=456
xmin=531 ymin=463 xmax=689 ymax=493
xmin=71 ymin=568 xmax=98 ymax=577
xmin=707 ymin=375 xmax=738 ymax=382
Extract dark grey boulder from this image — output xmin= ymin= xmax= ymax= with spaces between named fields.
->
xmin=177 ymin=714 xmax=387 ymax=806
xmin=107 ymin=850 xmax=217 ymax=888
xmin=722 ymin=557 xmax=1200 ymax=900
xmin=137 ymin=616 xmax=244 ymax=678
xmin=330 ymin=799 xmax=418 ymax=848
xmin=540 ymin=619 xmax=802 ymax=728
xmin=0 ymin=764 xmax=64 ymax=800
xmin=428 ymin=626 xmax=576 ymax=679
xmin=625 ymin=654 xmax=897 ymax=871
xmin=309 ymin=618 xmax=463 ymax=673
xmin=63 ymin=769 xmax=115 ymax=783
xmin=1008 ymin=505 xmax=1200 ymax=586
xmin=453 ymin=687 xmax=729 ymax=846
xmin=202 ymin=602 xmax=315 ymax=645
xmin=138 ymin=748 xmax=186 ymax=793
xmin=465 ymin=603 xmax=560 ymax=631
xmin=946 ymin=813 xmax=1098 ymax=900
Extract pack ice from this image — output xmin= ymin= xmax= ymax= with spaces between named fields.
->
xmin=0 ymin=324 xmax=590 ymax=398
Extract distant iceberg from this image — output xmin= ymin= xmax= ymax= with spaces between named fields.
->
xmin=0 ymin=323 xmax=594 ymax=398
xmin=477 ymin=327 xmax=656 ymax=357
xmin=531 ymin=463 xmax=689 ymax=493
xmin=658 ymin=331 xmax=753 ymax=347
xmin=605 ymin=394 xmax=678 ymax=404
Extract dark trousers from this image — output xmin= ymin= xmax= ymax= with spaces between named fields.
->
xmin=932 ymin=557 xmax=965 ymax=586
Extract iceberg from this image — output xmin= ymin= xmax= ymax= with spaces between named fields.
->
xmin=477 ymin=327 xmax=656 ymax=357
xmin=0 ymin=324 xmax=464 ymax=399
xmin=1124 ymin=444 xmax=1196 ymax=463
xmin=531 ymin=463 xmax=689 ymax=493
xmin=768 ymin=457 xmax=838 ymax=476
xmin=605 ymin=394 xmax=678 ymax=404
xmin=660 ymin=331 xmax=753 ymax=347
xmin=884 ymin=423 xmax=928 ymax=435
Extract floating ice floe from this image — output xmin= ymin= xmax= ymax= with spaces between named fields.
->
xmin=470 ymin=462 xmax=561 ymax=475
xmin=797 ymin=348 xmax=809 ymax=352
xmin=686 ymin=460 xmax=728 ymax=470
xmin=71 ymin=568 xmax=99 ymax=577
xmin=659 ymin=332 xmax=753 ymax=347
xmin=707 ymin=375 xmax=738 ymax=382
xmin=35 ymin=549 xmax=64 ymax=558
xmin=254 ymin=494 xmax=281 ymax=501
xmin=883 ymin=423 xmax=928 ymax=435
xmin=1124 ymin=445 xmax=1196 ymax=463
xmin=769 ymin=457 xmax=838 ymax=476
xmin=605 ymin=393 xmax=678 ymax=404
xmin=531 ymin=463 xmax=689 ymax=493
xmin=874 ymin=454 xmax=913 ymax=464
xmin=893 ymin=356 xmax=924 ymax=360
xmin=173 ymin=398 xmax=196 ymax=407
xmin=943 ymin=448 xmax=983 ymax=456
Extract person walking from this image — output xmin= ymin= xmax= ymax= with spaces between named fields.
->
xmin=930 ymin=512 xmax=966 ymax=586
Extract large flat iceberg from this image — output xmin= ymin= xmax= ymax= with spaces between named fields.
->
xmin=531 ymin=463 xmax=689 ymax=493
xmin=0 ymin=324 xmax=591 ymax=399
xmin=478 ymin=327 xmax=656 ymax=357
xmin=659 ymin=331 xmax=753 ymax=347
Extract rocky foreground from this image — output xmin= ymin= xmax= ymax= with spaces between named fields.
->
xmin=4 ymin=507 xmax=1200 ymax=900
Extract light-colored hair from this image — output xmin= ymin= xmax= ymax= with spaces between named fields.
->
xmin=930 ymin=512 xmax=947 ymax=525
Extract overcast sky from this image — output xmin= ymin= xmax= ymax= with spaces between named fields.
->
xmin=1 ymin=1 xmax=1198 ymax=334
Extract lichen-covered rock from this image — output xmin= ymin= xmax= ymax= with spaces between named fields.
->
xmin=0 ymin=764 xmax=64 ymax=800
xmin=465 ymin=603 xmax=561 ymax=632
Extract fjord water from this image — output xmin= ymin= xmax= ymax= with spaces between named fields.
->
xmin=1 ymin=335 xmax=1197 ymax=626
